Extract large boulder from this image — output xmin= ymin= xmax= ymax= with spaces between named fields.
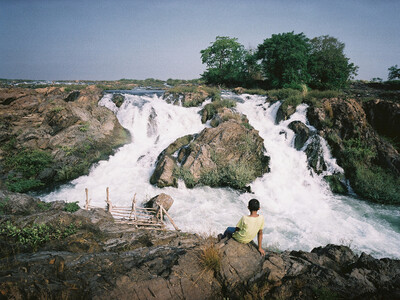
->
xmin=144 ymin=193 xmax=174 ymax=211
xmin=150 ymin=111 xmax=270 ymax=190
xmin=305 ymin=135 xmax=327 ymax=174
xmin=288 ymin=120 xmax=310 ymax=150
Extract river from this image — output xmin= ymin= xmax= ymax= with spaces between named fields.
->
xmin=41 ymin=92 xmax=400 ymax=258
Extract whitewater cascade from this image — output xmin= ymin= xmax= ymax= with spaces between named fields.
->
xmin=42 ymin=92 xmax=400 ymax=258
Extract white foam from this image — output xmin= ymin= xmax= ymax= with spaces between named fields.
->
xmin=41 ymin=93 xmax=400 ymax=258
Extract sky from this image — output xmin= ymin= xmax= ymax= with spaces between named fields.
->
xmin=0 ymin=0 xmax=399 ymax=81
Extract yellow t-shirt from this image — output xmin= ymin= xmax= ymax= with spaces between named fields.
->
xmin=232 ymin=215 xmax=265 ymax=244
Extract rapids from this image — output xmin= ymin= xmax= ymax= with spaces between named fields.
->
xmin=41 ymin=92 xmax=400 ymax=258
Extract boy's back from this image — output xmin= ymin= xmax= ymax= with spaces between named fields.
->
xmin=233 ymin=214 xmax=264 ymax=244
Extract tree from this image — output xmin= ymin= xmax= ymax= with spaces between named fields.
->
xmin=200 ymin=36 xmax=248 ymax=87
xmin=388 ymin=65 xmax=400 ymax=81
xmin=308 ymin=35 xmax=358 ymax=90
xmin=257 ymin=32 xmax=310 ymax=89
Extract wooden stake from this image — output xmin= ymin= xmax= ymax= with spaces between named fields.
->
xmin=161 ymin=206 xmax=179 ymax=231
xmin=106 ymin=187 xmax=112 ymax=212
xmin=85 ymin=188 xmax=89 ymax=210
xmin=129 ymin=193 xmax=137 ymax=220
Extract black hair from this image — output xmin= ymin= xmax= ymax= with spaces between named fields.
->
xmin=248 ymin=199 xmax=260 ymax=212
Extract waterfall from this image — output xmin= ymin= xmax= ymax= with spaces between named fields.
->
xmin=41 ymin=92 xmax=400 ymax=258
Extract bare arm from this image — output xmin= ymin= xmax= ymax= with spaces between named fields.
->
xmin=257 ymin=229 xmax=265 ymax=256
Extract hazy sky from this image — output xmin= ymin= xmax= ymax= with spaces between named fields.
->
xmin=1 ymin=0 xmax=399 ymax=81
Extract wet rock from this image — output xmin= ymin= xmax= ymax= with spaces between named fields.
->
xmin=288 ymin=120 xmax=310 ymax=150
xmin=144 ymin=193 xmax=174 ymax=211
xmin=163 ymin=86 xmax=213 ymax=107
xmin=64 ymin=91 xmax=80 ymax=102
xmin=305 ymin=135 xmax=327 ymax=174
xmin=276 ymin=103 xmax=296 ymax=124
xmin=111 ymin=93 xmax=124 ymax=108
xmin=150 ymin=155 xmax=178 ymax=188
xmin=324 ymin=174 xmax=348 ymax=194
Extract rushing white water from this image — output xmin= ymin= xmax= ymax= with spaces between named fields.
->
xmin=42 ymin=92 xmax=400 ymax=258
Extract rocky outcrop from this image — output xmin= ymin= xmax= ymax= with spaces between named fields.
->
xmin=304 ymin=135 xmax=327 ymax=175
xmin=363 ymin=99 xmax=400 ymax=151
xmin=307 ymin=97 xmax=400 ymax=203
xmin=0 ymin=86 xmax=130 ymax=192
xmin=163 ymin=86 xmax=218 ymax=107
xmin=1 ymin=191 xmax=399 ymax=299
xmin=150 ymin=110 xmax=270 ymax=190
xmin=288 ymin=120 xmax=310 ymax=150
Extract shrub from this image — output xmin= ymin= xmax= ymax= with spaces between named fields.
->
xmin=64 ymin=201 xmax=80 ymax=213
xmin=0 ymin=221 xmax=79 ymax=251
xmin=6 ymin=177 xmax=44 ymax=193
xmin=267 ymin=88 xmax=301 ymax=101
xmin=351 ymin=163 xmax=400 ymax=204
xmin=5 ymin=149 xmax=53 ymax=178
xmin=37 ymin=201 xmax=51 ymax=211
xmin=0 ymin=196 xmax=10 ymax=215
xmin=79 ymin=122 xmax=90 ymax=132
xmin=200 ymin=98 xmax=236 ymax=123
xmin=200 ymin=162 xmax=255 ymax=190
xmin=199 ymin=240 xmax=221 ymax=272
xmin=50 ymin=106 xmax=64 ymax=113
xmin=4 ymin=149 xmax=53 ymax=193
xmin=174 ymin=167 xmax=196 ymax=188
xmin=238 ymin=88 xmax=268 ymax=95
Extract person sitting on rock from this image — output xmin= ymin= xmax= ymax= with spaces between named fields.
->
xmin=218 ymin=198 xmax=265 ymax=256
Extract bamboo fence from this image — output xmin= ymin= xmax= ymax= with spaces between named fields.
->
xmin=85 ymin=187 xmax=179 ymax=231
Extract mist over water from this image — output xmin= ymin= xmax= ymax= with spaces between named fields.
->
xmin=42 ymin=93 xmax=400 ymax=258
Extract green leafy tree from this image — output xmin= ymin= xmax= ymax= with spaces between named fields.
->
xmin=257 ymin=32 xmax=310 ymax=89
xmin=200 ymin=36 xmax=248 ymax=87
xmin=308 ymin=35 xmax=358 ymax=90
xmin=388 ymin=65 xmax=400 ymax=80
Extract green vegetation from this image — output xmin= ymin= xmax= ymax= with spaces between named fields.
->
xmin=341 ymin=138 xmax=400 ymax=204
xmin=174 ymin=167 xmax=196 ymax=188
xmin=0 ymin=221 xmax=79 ymax=251
xmin=50 ymin=106 xmax=64 ymax=113
xmin=200 ymin=36 xmax=251 ymax=87
xmin=200 ymin=98 xmax=237 ymax=123
xmin=199 ymin=239 xmax=221 ymax=272
xmin=351 ymin=164 xmax=400 ymax=204
xmin=388 ymin=65 xmax=400 ymax=81
xmin=64 ymin=201 xmax=80 ymax=213
xmin=236 ymin=88 xmax=268 ymax=95
xmin=200 ymin=162 xmax=255 ymax=190
xmin=312 ymin=287 xmax=340 ymax=300
xmin=37 ymin=201 xmax=51 ymax=211
xmin=304 ymin=90 xmax=344 ymax=106
xmin=79 ymin=122 xmax=90 ymax=132
xmin=0 ymin=197 xmax=10 ymax=215
xmin=201 ymin=33 xmax=357 ymax=90
xmin=257 ymin=32 xmax=311 ymax=89
xmin=308 ymin=35 xmax=358 ymax=90
xmin=4 ymin=149 xmax=53 ymax=193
